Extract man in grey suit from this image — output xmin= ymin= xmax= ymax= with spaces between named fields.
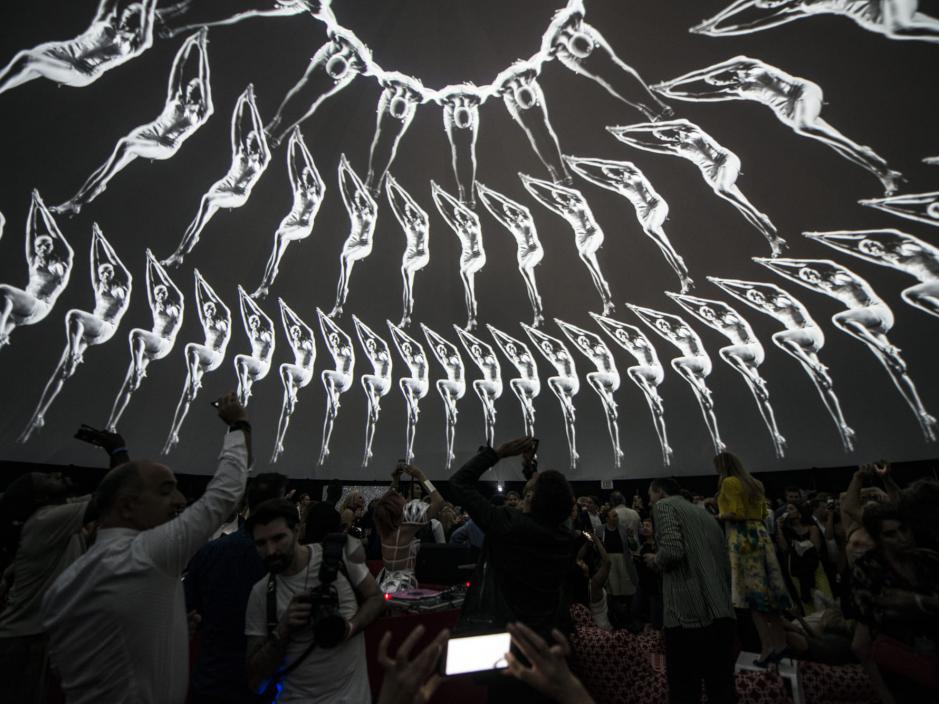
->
xmin=645 ymin=478 xmax=737 ymax=704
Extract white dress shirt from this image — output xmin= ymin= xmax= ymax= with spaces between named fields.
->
xmin=42 ymin=431 xmax=249 ymax=704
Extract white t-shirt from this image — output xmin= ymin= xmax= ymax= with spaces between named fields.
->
xmin=245 ymin=544 xmax=370 ymax=704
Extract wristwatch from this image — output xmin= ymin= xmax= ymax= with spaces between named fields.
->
xmin=229 ymin=419 xmax=252 ymax=434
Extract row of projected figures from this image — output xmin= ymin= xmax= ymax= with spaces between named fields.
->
xmin=2 ymin=193 xmax=937 ymax=468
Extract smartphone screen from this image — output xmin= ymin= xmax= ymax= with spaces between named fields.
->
xmin=443 ymin=632 xmax=511 ymax=676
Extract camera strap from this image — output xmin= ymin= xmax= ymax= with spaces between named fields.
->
xmin=264 ymin=573 xmax=319 ymax=693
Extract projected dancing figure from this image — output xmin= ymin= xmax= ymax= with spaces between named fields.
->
xmin=540 ymin=0 xmax=672 ymax=121
xmin=353 ymin=315 xmax=393 ymax=467
xmin=668 ymin=291 xmax=787 ymax=458
xmin=492 ymin=60 xmax=571 ymax=185
xmin=156 ymin=0 xmax=333 ymax=39
xmin=556 ymin=319 xmax=624 ymax=467
xmin=757 ymin=257 xmax=937 ymax=441
xmin=565 ymin=155 xmax=692 ymax=292
xmin=522 ymin=322 xmax=580 ymax=469
xmin=253 ymin=127 xmax=325 ymax=299
xmin=653 ymin=57 xmax=902 ymax=194
xmin=860 ymin=190 xmax=939 ymax=229
xmin=806 ymin=229 xmax=939 ymax=319
xmin=330 ymin=156 xmax=378 ymax=318
xmin=487 ymin=324 xmax=541 ymax=437
xmin=0 ymin=210 xmax=5 ymax=242
xmin=271 ymin=299 xmax=315 ymax=463
xmin=454 ymin=326 xmax=503 ymax=448
xmin=0 ymin=191 xmax=74 ymax=349
xmin=316 ymin=308 xmax=355 ymax=466
xmin=476 ymin=182 xmax=545 ymax=327
xmin=520 ymin=174 xmax=614 ymax=314
xmin=233 ymin=286 xmax=275 ymax=406
xmin=691 ymin=0 xmax=939 ymax=43
xmin=421 ymin=324 xmax=466 ymax=469
xmin=609 ymin=119 xmax=784 ymax=255
xmin=629 ymin=303 xmax=725 ymax=455
xmin=266 ymin=27 xmax=371 ymax=147
xmin=106 ymin=250 xmax=184 ymax=431
xmin=435 ymin=83 xmax=488 ymax=207
xmin=163 ymin=271 xmax=231 ymax=454
xmin=431 ymin=181 xmax=486 ymax=330
xmin=709 ymin=276 xmax=855 ymax=451
xmin=926 ymin=156 xmax=939 ymax=166
xmin=388 ymin=321 xmax=429 ymax=464
xmin=591 ymin=312 xmax=673 ymax=466
xmin=164 ymin=84 xmax=270 ymax=266
xmin=386 ymin=175 xmax=429 ymax=328
xmin=21 ymin=226 xmax=132 ymax=442
xmin=366 ymin=72 xmax=425 ymax=197
xmin=0 ymin=0 xmax=157 ymax=96
xmin=54 ymin=30 xmax=212 ymax=216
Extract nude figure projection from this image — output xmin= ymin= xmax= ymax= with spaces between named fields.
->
xmin=354 ymin=315 xmax=393 ymax=467
xmin=653 ymin=57 xmax=902 ymax=194
xmin=487 ymin=324 xmax=541 ymax=438
xmin=164 ymin=83 xmax=270 ymax=266
xmin=591 ymin=312 xmax=673 ymax=466
xmin=265 ymin=26 xmax=371 ymax=148
xmin=709 ymin=276 xmax=855 ymax=451
xmin=163 ymin=271 xmax=231 ymax=454
xmin=234 ymin=286 xmax=275 ymax=406
xmin=476 ymin=182 xmax=545 ymax=327
xmin=421 ymin=324 xmax=466 ymax=470
xmin=805 ymin=229 xmax=939 ymax=319
xmin=386 ymin=175 xmax=430 ymax=328
xmin=860 ymin=191 xmax=939 ymax=229
xmin=691 ymin=0 xmax=939 ymax=44
xmin=0 ymin=0 xmax=157 ymax=96
xmin=556 ymin=318 xmax=624 ymax=467
xmin=106 ymin=249 xmax=184 ymax=431
xmin=0 ymin=210 xmax=5 ymax=242
xmin=540 ymin=0 xmax=672 ymax=121
xmin=667 ymin=291 xmax=787 ymax=458
xmin=53 ymin=29 xmax=213 ymax=216
xmin=608 ymin=119 xmax=784 ymax=255
xmin=388 ymin=321 xmax=429 ymax=464
xmin=271 ymin=299 xmax=315 ymax=463
xmin=434 ymin=83 xmax=488 ymax=208
xmin=156 ymin=0 xmax=334 ymax=39
xmin=253 ymin=127 xmax=325 ymax=299
xmin=21 ymin=226 xmax=132 ymax=443
xmin=522 ymin=322 xmax=580 ymax=469
xmin=454 ymin=325 xmax=503 ymax=449
xmin=926 ymin=156 xmax=939 ymax=166
xmin=492 ymin=60 xmax=571 ymax=185
xmin=366 ymin=71 xmax=426 ymax=198
xmin=629 ymin=303 xmax=725 ymax=455
xmin=520 ymin=173 xmax=614 ymax=314
xmin=431 ymin=181 xmax=486 ymax=330
xmin=330 ymin=155 xmax=378 ymax=318
xmin=565 ymin=155 xmax=692 ymax=292
xmin=316 ymin=308 xmax=355 ymax=466
xmin=0 ymin=191 xmax=74 ymax=350
xmin=757 ymin=257 xmax=937 ymax=442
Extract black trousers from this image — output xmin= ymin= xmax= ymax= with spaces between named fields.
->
xmin=664 ymin=618 xmax=737 ymax=704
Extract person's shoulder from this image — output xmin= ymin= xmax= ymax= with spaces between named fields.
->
xmin=721 ymin=476 xmax=742 ymax=490
xmin=248 ymin=571 xmax=272 ymax=600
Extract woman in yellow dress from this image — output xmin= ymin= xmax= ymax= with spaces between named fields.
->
xmin=715 ymin=451 xmax=793 ymax=665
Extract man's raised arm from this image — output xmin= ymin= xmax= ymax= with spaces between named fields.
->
xmin=140 ymin=392 xmax=252 ymax=575
xmin=450 ymin=437 xmax=533 ymax=533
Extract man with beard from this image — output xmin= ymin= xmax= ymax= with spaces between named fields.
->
xmin=244 ymin=498 xmax=384 ymax=703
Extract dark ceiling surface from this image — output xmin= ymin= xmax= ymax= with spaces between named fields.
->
xmin=0 ymin=0 xmax=937 ymax=479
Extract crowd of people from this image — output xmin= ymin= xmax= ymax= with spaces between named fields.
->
xmin=0 ymin=392 xmax=937 ymax=704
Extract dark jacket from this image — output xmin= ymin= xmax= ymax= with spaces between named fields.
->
xmin=450 ymin=447 xmax=575 ymax=637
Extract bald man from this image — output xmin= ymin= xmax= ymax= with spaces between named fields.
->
xmin=42 ymin=393 xmax=252 ymax=704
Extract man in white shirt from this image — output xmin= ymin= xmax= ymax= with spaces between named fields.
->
xmin=245 ymin=499 xmax=385 ymax=703
xmin=609 ymin=491 xmax=640 ymax=540
xmin=42 ymin=392 xmax=252 ymax=704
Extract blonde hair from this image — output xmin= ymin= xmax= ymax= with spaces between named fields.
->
xmin=714 ymin=451 xmax=765 ymax=500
